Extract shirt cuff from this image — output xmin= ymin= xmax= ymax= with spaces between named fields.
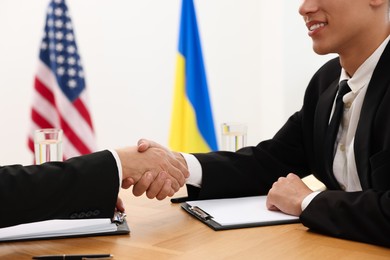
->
xmin=301 ymin=191 xmax=321 ymax=211
xmin=181 ymin=153 xmax=202 ymax=188
xmin=108 ymin=149 xmax=122 ymax=188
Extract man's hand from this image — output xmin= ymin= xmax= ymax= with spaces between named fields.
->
xmin=137 ymin=139 xmax=188 ymax=172
xmin=132 ymin=171 xmax=175 ymax=200
xmin=133 ymin=139 xmax=189 ymax=199
xmin=115 ymin=145 xmax=189 ymax=198
xmin=266 ymin=173 xmax=313 ymax=216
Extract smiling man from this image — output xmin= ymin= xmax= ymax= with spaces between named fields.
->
xmin=136 ymin=0 xmax=390 ymax=247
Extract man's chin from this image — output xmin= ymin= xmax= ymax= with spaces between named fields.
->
xmin=312 ymin=45 xmax=332 ymax=56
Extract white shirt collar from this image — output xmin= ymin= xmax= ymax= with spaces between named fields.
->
xmin=340 ymin=35 xmax=390 ymax=93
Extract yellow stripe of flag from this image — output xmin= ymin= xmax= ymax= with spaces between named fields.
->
xmin=169 ymin=0 xmax=218 ymax=153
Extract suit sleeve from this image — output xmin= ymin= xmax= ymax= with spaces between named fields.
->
xmin=300 ymin=190 xmax=390 ymax=247
xmin=0 ymin=150 xmax=119 ymax=228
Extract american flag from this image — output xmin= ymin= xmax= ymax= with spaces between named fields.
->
xmin=28 ymin=0 xmax=96 ymax=160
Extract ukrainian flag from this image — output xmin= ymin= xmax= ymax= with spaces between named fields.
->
xmin=169 ymin=0 xmax=218 ymax=153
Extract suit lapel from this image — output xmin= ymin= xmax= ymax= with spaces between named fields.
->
xmin=314 ymin=78 xmax=341 ymax=189
xmin=355 ymin=42 xmax=390 ymax=189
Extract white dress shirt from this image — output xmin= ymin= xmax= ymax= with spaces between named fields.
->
xmin=184 ymin=35 xmax=390 ymax=212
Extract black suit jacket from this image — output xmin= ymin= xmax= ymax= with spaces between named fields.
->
xmin=0 ymin=150 xmax=119 ymax=228
xmin=189 ymin=42 xmax=390 ymax=247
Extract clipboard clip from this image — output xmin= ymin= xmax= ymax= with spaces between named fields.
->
xmin=189 ymin=206 xmax=212 ymax=221
xmin=112 ymin=211 xmax=126 ymax=225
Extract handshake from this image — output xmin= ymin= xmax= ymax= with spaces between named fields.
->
xmin=116 ymin=139 xmax=189 ymax=201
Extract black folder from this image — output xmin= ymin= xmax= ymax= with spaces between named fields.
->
xmin=181 ymin=196 xmax=300 ymax=231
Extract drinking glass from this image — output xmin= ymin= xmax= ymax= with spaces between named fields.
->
xmin=34 ymin=128 xmax=63 ymax=164
xmin=221 ymin=123 xmax=247 ymax=152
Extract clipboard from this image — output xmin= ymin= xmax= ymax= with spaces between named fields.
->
xmin=0 ymin=212 xmax=130 ymax=242
xmin=181 ymin=196 xmax=300 ymax=231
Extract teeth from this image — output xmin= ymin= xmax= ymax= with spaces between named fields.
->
xmin=309 ymin=23 xmax=326 ymax=31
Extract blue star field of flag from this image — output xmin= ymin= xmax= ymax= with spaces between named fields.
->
xmin=39 ymin=0 xmax=85 ymax=102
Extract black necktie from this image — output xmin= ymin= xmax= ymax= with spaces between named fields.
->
xmin=324 ymin=80 xmax=351 ymax=171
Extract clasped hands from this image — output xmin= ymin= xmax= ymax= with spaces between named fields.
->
xmin=115 ymin=139 xmax=188 ymax=201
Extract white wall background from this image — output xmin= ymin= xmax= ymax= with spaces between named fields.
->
xmin=0 ymin=0 xmax=335 ymax=165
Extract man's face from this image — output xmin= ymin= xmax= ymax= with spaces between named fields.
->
xmin=299 ymin=0 xmax=376 ymax=56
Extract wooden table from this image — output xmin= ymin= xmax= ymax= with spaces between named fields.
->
xmin=1 ymin=188 xmax=389 ymax=260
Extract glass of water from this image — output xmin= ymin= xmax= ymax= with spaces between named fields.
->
xmin=34 ymin=128 xmax=63 ymax=164
xmin=221 ymin=123 xmax=247 ymax=152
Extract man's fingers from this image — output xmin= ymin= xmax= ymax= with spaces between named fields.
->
xmin=146 ymin=171 xmax=169 ymax=199
xmin=137 ymin=138 xmax=146 ymax=146
xmin=286 ymin=172 xmax=299 ymax=180
xmin=131 ymin=171 xmax=177 ymax=200
xmin=160 ymin=152 xmax=188 ymax=186
xmin=116 ymin=197 xmax=125 ymax=213
xmin=137 ymin=138 xmax=165 ymax=150
xmin=137 ymin=139 xmax=150 ymax=152
xmin=170 ymin=152 xmax=190 ymax=179
xmin=132 ymin=172 xmax=154 ymax=196
xmin=163 ymin=166 xmax=184 ymax=190
xmin=156 ymin=179 xmax=174 ymax=200
xmin=265 ymin=195 xmax=278 ymax=211
xmin=121 ymin=177 xmax=134 ymax=189
xmin=268 ymin=205 xmax=279 ymax=211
